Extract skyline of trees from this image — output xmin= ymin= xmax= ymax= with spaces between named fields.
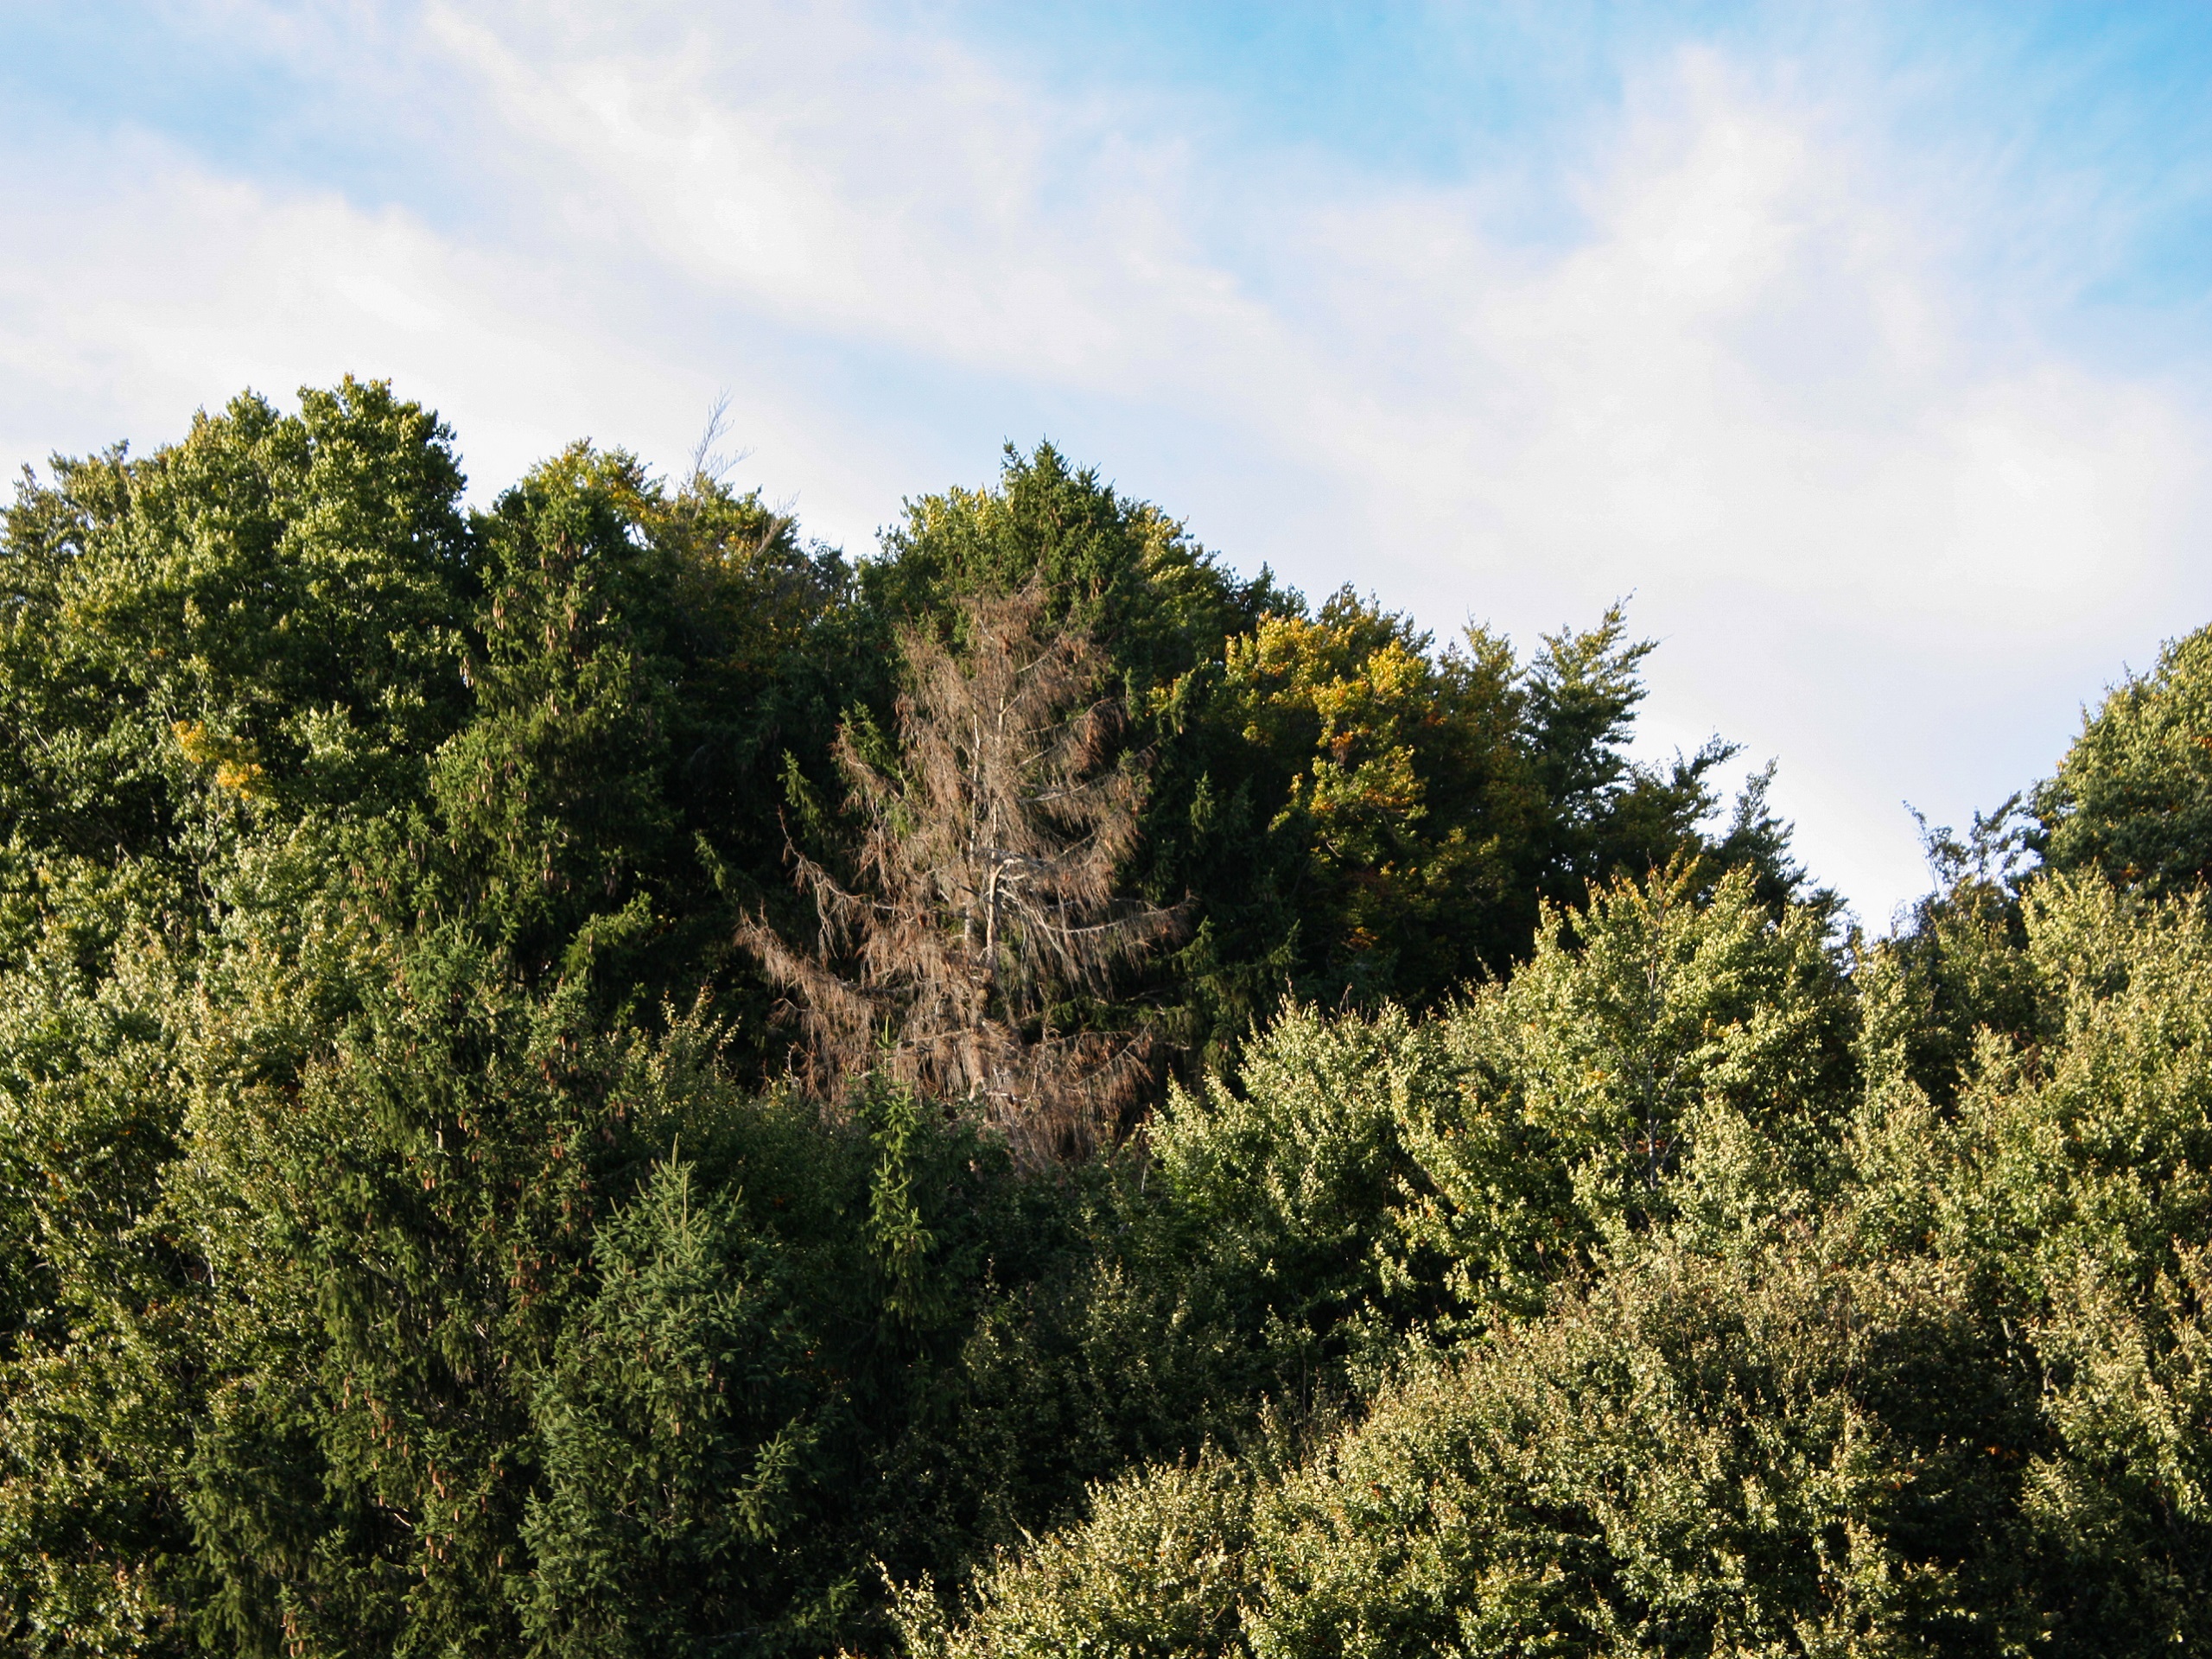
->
xmin=2 ymin=379 xmax=2208 ymax=1656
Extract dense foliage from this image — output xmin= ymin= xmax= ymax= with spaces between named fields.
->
xmin=2 ymin=381 xmax=2206 ymax=1656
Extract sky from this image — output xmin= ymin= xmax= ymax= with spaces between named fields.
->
xmin=4 ymin=2 xmax=2212 ymax=928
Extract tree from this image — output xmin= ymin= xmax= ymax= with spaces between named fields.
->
xmin=2037 ymin=622 xmax=2212 ymax=896
xmin=743 ymin=582 xmax=1184 ymax=1163
xmin=0 ymin=381 xmax=478 ymax=1657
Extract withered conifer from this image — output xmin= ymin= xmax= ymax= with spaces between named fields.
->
xmin=741 ymin=581 xmax=1184 ymax=1161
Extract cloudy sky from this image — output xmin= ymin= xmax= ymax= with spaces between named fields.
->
xmin=5 ymin=2 xmax=2211 ymax=925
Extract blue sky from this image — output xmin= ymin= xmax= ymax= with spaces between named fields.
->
xmin=5 ymin=2 xmax=2212 ymax=924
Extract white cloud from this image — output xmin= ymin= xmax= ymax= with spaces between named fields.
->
xmin=1268 ymin=53 xmax=2204 ymax=626
xmin=415 ymin=0 xmax=1283 ymax=392
xmin=0 ymin=124 xmax=859 ymax=515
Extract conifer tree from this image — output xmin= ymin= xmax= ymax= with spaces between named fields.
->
xmin=742 ymin=582 xmax=1183 ymax=1162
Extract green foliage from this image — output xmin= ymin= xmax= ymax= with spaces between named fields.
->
xmin=10 ymin=381 xmax=2212 ymax=1656
xmin=893 ymin=1454 xmax=1257 ymax=1659
xmin=1142 ymin=861 xmax=1853 ymax=1368
xmin=2039 ymin=623 xmax=2212 ymax=894
xmin=0 ymin=379 xmax=474 ymax=857
xmin=1859 ymin=810 xmax=2044 ymax=1109
xmin=912 ymin=866 xmax=2212 ymax=1659
xmin=863 ymin=442 xmax=1279 ymax=698
xmin=906 ymin=1237 xmax=1997 ymax=1658
xmin=1141 ymin=594 xmax=1756 ymax=1057
xmin=519 ymin=1140 xmax=868 ymax=1656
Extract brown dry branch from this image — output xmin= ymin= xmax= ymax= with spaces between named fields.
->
xmin=739 ymin=581 xmax=1185 ymax=1163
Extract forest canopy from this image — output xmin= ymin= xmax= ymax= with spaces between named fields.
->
xmin=3 ymin=379 xmax=2209 ymax=1656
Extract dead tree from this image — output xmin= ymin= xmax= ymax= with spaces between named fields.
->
xmin=739 ymin=582 xmax=1185 ymax=1163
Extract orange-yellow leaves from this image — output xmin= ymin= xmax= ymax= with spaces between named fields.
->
xmin=171 ymin=718 xmax=268 ymax=798
xmin=1226 ymin=613 xmax=1434 ymax=834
